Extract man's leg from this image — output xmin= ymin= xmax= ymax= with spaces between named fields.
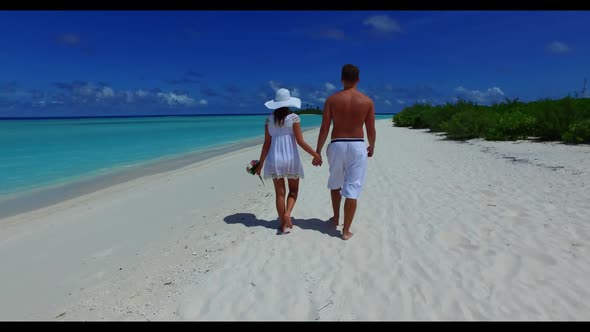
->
xmin=330 ymin=189 xmax=342 ymax=226
xmin=342 ymin=198 xmax=357 ymax=240
xmin=340 ymin=141 xmax=367 ymax=240
xmin=326 ymin=143 xmax=344 ymax=227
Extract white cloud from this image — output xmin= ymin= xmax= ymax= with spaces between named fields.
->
xmin=363 ymin=15 xmax=401 ymax=33
xmin=103 ymin=87 xmax=114 ymax=97
xmin=199 ymin=99 xmax=208 ymax=105
xmin=306 ymin=82 xmax=341 ymax=105
xmin=310 ymin=88 xmax=331 ymax=104
xmin=547 ymin=40 xmax=571 ymax=54
xmin=78 ymin=84 xmax=95 ymax=96
xmin=396 ymin=99 xmax=406 ymax=105
xmin=384 ymin=99 xmax=392 ymax=106
xmin=23 ymin=82 xmax=200 ymax=109
xmin=97 ymin=87 xmax=114 ymax=98
xmin=32 ymin=100 xmax=47 ymax=107
xmin=313 ymin=28 xmax=346 ymax=40
xmin=125 ymin=91 xmax=134 ymax=103
xmin=269 ymin=80 xmax=281 ymax=91
xmin=157 ymin=92 xmax=195 ymax=106
xmin=291 ymin=88 xmax=300 ymax=97
xmin=454 ymin=86 xmax=505 ymax=104
xmin=136 ymin=89 xmax=148 ymax=97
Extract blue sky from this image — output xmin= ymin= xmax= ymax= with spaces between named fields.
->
xmin=0 ymin=10 xmax=588 ymax=117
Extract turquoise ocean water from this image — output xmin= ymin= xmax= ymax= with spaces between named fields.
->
xmin=0 ymin=114 xmax=392 ymax=197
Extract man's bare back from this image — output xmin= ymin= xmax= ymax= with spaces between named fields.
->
xmin=326 ymin=89 xmax=375 ymax=140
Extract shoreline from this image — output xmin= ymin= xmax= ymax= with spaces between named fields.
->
xmin=0 ymin=114 xmax=393 ymax=208
xmin=0 ymin=126 xmax=322 ymax=220
xmin=1 ymin=137 xmax=269 ymax=220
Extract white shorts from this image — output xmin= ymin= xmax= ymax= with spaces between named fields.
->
xmin=326 ymin=139 xmax=368 ymax=199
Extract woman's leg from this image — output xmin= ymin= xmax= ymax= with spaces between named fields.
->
xmin=284 ymin=178 xmax=300 ymax=229
xmin=273 ymin=178 xmax=287 ymax=230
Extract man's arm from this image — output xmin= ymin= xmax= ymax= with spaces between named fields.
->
xmin=366 ymin=100 xmax=376 ymax=157
xmin=315 ymin=99 xmax=332 ymax=156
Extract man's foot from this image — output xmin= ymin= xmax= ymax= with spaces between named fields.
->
xmin=330 ymin=216 xmax=340 ymax=227
xmin=342 ymin=231 xmax=354 ymax=240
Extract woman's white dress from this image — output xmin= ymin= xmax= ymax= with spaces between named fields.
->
xmin=263 ymin=113 xmax=305 ymax=180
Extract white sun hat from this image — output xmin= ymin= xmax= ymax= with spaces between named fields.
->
xmin=264 ymin=88 xmax=301 ymax=109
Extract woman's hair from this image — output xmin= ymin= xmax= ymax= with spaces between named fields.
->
xmin=273 ymin=107 xmax=292 ymax=127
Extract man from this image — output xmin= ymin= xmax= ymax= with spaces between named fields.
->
xmin=313 ymin=64 xmax=376 ymax=240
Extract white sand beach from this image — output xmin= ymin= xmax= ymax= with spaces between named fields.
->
xmin=1 ymin=118 xmax=589 ymax=321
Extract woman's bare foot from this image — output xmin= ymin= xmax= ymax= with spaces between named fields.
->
xmin=277 ymin=214 xmax=286 ymax=231
xmin=342 ymin=231 xmax=354 ymax=240
xmin=330 ymin=216 xmax=340 ymax=227
xmin=283 ymin=214 xmax=294 ymax=229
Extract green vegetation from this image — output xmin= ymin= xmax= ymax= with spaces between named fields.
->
xmin=393 ymin=97 xmax=590 ymax=144
xmin=562 ymin=119 xmax=590 ymax=144
xmin=295 ymin=104 xmax=322 ymax=115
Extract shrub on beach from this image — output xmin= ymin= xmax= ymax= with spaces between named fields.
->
xmin=391 ymin=100 xmax=480 ymax=132
xmin=393 ymin=96 xmax=590 ymax=144
xmin=485 ymin=111 xmax=536 ymax=141
xmin=392 ymin=103 xmax=433 ymax=129
xmin=423 ymin=99 xmax=479 ymax=132
xmin=562 ymin=119 xmax=590 ymax=144
xmin=441 ymin=109 xmax=497 ymax=140
xmin=524 ymin=98 xmax=577 ymax=141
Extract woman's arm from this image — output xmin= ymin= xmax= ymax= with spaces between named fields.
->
xmin=293 ymin=122 xmax=320 ymax=159
xmin=255 ymin=124 xmax=271 ymax=175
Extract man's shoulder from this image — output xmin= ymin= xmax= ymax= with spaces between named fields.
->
xmin=353 ymin=91 xmax=373 ymax=105
xmin=326 ymin=91 xmax=341 ymax=101
xmin=325 ymin=93 xmax=340 ymax=107
xmin=356 ymin=90 xmax=371 ymax=99
xmin=327 ymin=90 xmax=350 ymax=101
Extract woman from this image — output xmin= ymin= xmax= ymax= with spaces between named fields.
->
xmin=255 ymin=88 xmax=321 ymax=234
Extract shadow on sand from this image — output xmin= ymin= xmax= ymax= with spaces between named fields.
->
xmin=223 ymin=213 xmax=341 ymax=238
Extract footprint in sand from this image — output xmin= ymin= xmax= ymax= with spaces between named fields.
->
xmin=520 ymin=248 xmax=558 ymax=266
xmin=493 ymin=252 xmax=521 ymax=282
xmin=90 ymin=247 xmax=117 ymax=260
xmin=437 ymin=232 xmax=479 ymax=252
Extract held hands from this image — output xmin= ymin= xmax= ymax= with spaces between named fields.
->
xmin=312 ymin=152 xmax=323 ymax=167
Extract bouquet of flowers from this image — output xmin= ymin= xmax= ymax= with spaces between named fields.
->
xmin=246 ymin=160 xmax=264 ymax=185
